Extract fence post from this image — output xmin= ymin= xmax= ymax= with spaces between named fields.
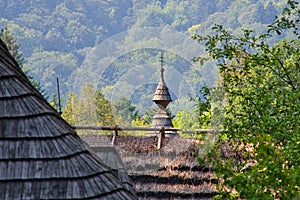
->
xmin=111 ymin=125 xmax=118 ymax=145
xmin=161 ymin=127 xmax=165 ymax=138
xmin=157 ymin=127 xmax=165 ymax=150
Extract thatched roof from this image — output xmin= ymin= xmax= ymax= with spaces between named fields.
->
xmin=80 ymin=134 xmax=218 ymax=199
xmin=81 ymin=135 xmax=161 ymax=153
xmin=0 ymin=39 xmax=136 ymax=199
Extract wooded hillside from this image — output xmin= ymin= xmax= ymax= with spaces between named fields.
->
xmin=0 ymin=0 xmax=287 ymax=111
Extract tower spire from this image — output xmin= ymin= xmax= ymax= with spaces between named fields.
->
xmin=160 ymin=52 xmax=164 ymax=81
xmin=150 ymin=51 xmax=177 ymax=137
xmin=152 ymin=51 xmax=171 ymax=107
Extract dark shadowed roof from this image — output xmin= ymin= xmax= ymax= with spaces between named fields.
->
xmin=0 ymin=39 xmax=136 ymax=199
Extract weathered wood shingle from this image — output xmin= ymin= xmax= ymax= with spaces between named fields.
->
xmin=81 ymin=134 xmax=218 ymax=199
xmin=0 ymin=39 xmax=136 ymax=199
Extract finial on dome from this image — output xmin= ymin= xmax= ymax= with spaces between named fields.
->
xmin=160 ymin=52 xmax=164 ymax=67
xmin=160 ymin=52 xmax=164 ymax=80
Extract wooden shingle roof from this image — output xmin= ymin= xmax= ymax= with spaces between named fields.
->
xmin=152 ymin=67 xmax=172 ymax=108
xmin=0 ymin=39 xmax=136 ymax=199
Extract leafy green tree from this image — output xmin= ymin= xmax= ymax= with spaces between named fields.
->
xmin=193 ymin=1 xmax=300 ymax=199
xmin=194 ymin=87 xmax=212 ymax=128
xmin=137 ymin=107 xmax=156 ymax=126
xmin=172 ymin=109 xmax=198 ymax=130
xmin=113 ymin=96 xmax=139 ymax=125
xmin=172 ymin=87 xmax=215 ymax=131
xmin=62 ymin=92 xmax=78 ymax=125
xmin=94 ymin=88 xmax=115 ymax=126
xmin=62 ymin=83 xmax=115 ymax=127
xmin=130 ymin=0 xmax=190 ymax=30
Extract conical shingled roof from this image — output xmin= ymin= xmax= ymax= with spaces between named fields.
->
xmin=152 ymin=67 xmax=172 ymax=108
xmin=0 ymin=39 xmax=136 ymax=200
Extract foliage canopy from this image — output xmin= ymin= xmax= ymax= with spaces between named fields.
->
xmin=194 ymin=1 xmax=300 ymax=199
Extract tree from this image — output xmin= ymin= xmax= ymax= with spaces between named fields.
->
xmin=62 ymin=92 xmax=78 ymax=125
xmin=62 ymin=83 xmax=115 ymax=127
xmin=193 ymin=1 xmax=300 ymax=199
xmin=133 ymin=107 xmax=156 ymax=127
xmin=0 ymin=27 xmax=25 ymax=68
xmin=49 ymin=89 xmax=63 ymax=113
xmin=113 ymin=96 xmax=139 ymax=125
xmin=94 ymin=88 xmax=115 ymax=126
xmin=172 ymin=109 xmax=199 ymax=130
xmin=194 ymin=87 xmax=211 ymax=128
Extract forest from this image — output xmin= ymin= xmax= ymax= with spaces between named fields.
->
xmin=1 ymin=0 xmax=299 ymax=199
xmin=0 ymin=0 xmax=289 ymax=128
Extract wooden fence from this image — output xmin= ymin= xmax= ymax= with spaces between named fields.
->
xmin=72 ymin=125 xmax=217 ymax=134
xmin=72 ymin=125 xmax=221 ymax=149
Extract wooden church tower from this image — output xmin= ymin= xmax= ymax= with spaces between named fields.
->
xmin=151 ymin=52 xmax=177 ymax=137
